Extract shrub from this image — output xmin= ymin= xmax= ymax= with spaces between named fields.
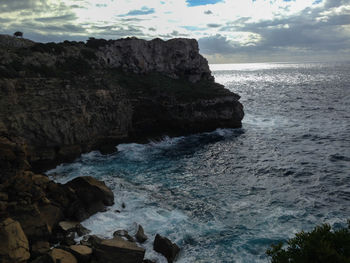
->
xmin=266 ymin=221 xmax=350 ymax=263
xmin=14 ymin=31 xmax=23 ymax=37
xmin=86 ymin=37 xmax=109 ymax=49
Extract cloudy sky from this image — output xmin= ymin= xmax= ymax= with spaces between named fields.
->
xmin=1 ymin=0 xmax=349 ymax=63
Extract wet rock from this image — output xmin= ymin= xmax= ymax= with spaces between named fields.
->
xmin=50 ymin=248 xmax=77 ymax=263
xmin=61 ymin=232 xmax=76 ymax=246
xmin=153 ymin=234 xmax=180 ymax=263
xmin=135 ymin=225 xmax=148 ymax=243
xmin=69 ymin=245 xmax=92 ymax=263
xmin=58 ymin=221 xmax=80 ymax=232
xmin=80 ymin=235 xmax=102 ymax=247
xmin=93 ymin=236 xmax=145 ymax=263
xmin=76 ymin=224 xmax=90 ymax=237
xmin=113 ymin=229 xmax=135 ymax=242
xmin=0 ymin=218 xmax=30 ymax=263
xmin=143 ymin=260 xmax=156 ymax=263
xmin=65 ymin=176 xmax=114 ymax=221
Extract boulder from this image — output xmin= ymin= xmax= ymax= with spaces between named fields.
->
xmin=57 ymin=221 xmax=90 ymax=237
xmin=93 ymin=236 xmax=145 ymax=263
xmin=113 ymin=229 xmax=135 ymax=242
xmin=69 ymin=245 xmax=92 ymax=263
xmin=65 ymin=176 xmax=114 ymax=221
xmin=0 ymin=218 xmax=30 ymax=263
xmin=153 ymin=234 xmax=180 ymax=263
xmin=135 ymin=225 xmax=148 ymax=243
xmin=8 ymin=203 xmax=51 ymax=242
xmin=50 ymin=248 xmax=77 ymax=263
xmin=75 ymin=224 xmax=90 ymax=237
xmin=58 ymin=221 xmax=80 ymax=233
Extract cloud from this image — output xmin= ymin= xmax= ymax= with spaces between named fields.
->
xmin=35 ymin=14 xmax=77 ymax=23
xmin=207 ymin=23 xmax=221 ymax=28
xmin=186 ymin=0 xmax=224 ymax=7
xmin=199 ymin=34 xmax=236 ymax=54
xmin=120 ymin=6 xmax=155 ymax=16
xmin=0 ymin=0 xmax=44 ymax=12
xmin=0 ymin=0 xmax=349 ymax=63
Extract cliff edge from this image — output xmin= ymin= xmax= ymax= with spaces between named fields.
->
xmin=0 ymin=35 xmax=244 ymax=174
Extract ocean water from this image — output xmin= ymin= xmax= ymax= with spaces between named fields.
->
xmin=47 ymin=62 xmax=350 ymax=263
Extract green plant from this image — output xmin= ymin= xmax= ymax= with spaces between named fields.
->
xmin=266 ymin=221 xmax=350 ymax=263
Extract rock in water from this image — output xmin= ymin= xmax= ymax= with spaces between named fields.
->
xmin=153 ymin=234 xmax=180 ymax=263
xmin=0 ymin=218 xmax=30 ymax=263
xmin=93 ymin=236 xmax=145 ymax=263
xmin=65 ymin=176 xmax=114 ymax=221
xmin=135 ymin=224 xmax=148 ymax=243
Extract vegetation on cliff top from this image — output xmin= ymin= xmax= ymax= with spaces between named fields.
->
xmin=266 ymin=221 xmax=350 ymax=263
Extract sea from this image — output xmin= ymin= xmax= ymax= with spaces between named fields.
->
xmin=47 ymin=62 xmax=350 ymax=263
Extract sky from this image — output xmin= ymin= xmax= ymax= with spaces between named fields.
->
xmin=0 ymin=0 xmax=349 ymax=63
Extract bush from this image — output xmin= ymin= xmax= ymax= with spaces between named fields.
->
xmin=266 ymin=221 xmax=350 ymax=263
xmin=86 ymin=37 xmax=109 ymax=49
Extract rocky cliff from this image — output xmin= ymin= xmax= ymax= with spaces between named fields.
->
xmin=0 ymin=35 xmax=243 ymax=263
xmin=0 ymin=34 xmax=243 ymax=173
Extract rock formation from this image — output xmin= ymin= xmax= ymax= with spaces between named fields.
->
xmin=0 ymin=34 xmax=243 ymax=173
xmin=0 ymin=34 xmax=244 ymax=262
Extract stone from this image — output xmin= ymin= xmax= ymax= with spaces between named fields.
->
xmin=61 ymin=232 xmax=76 ymax=246
xmin=80 ymin=235 xmax=102 ymax=247
xmin=0 ymin=218 xmax=30 ymax=263
xmin=50 ymin=248 xmax=77 ymax=263
xmin=65 ymin=176 xmax=114 ymax=221
xmin=58 ymin=221 xmax=80 ymax=233
xmin=93 ymin=236 xmax=145 ymax=263
xmin=153 ymin=234 xmax=180 ymax=263
xmin=135 ymin=225 xmax=148 ymax=243
xmin=75 ymin=224 xmax=90 ymax=237
xmin=113 ymin=229 xmax=135 ymax=243
xmin=8 ymin=203 xmax=51 ymax=242
xmin=69 ymin=245 xmax=92 ymax=263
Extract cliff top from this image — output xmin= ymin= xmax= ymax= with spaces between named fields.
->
xmin=0 ymin=34 xmax=213 ymax=83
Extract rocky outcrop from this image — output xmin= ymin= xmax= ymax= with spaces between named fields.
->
xmin=153 ymin=234 xmax=180 ymax=263
xmin=96 ymin=37 xmax=213 ymax=83
xmin=65 ymin=176 xmax=114 ymax=221
xmin=135 ymin=225 xmax=148 ymax=243
xmin=0 ymin=34 xmax=243 ymax=175
xmin=0 ymin=218 xmax=30 ymax=263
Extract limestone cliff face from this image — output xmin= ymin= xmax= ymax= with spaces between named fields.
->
xmin=0 ymin=35 xmax=244 ymax=173
xmin=97 ymin=38 xmax=213 ymax=83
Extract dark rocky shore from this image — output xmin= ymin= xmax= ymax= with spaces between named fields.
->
xmin=0 ymin=34 xmax=244 ymax=263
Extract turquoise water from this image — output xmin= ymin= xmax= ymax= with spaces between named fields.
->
xmin=48 ymin=62 xmax=350 ymax=262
